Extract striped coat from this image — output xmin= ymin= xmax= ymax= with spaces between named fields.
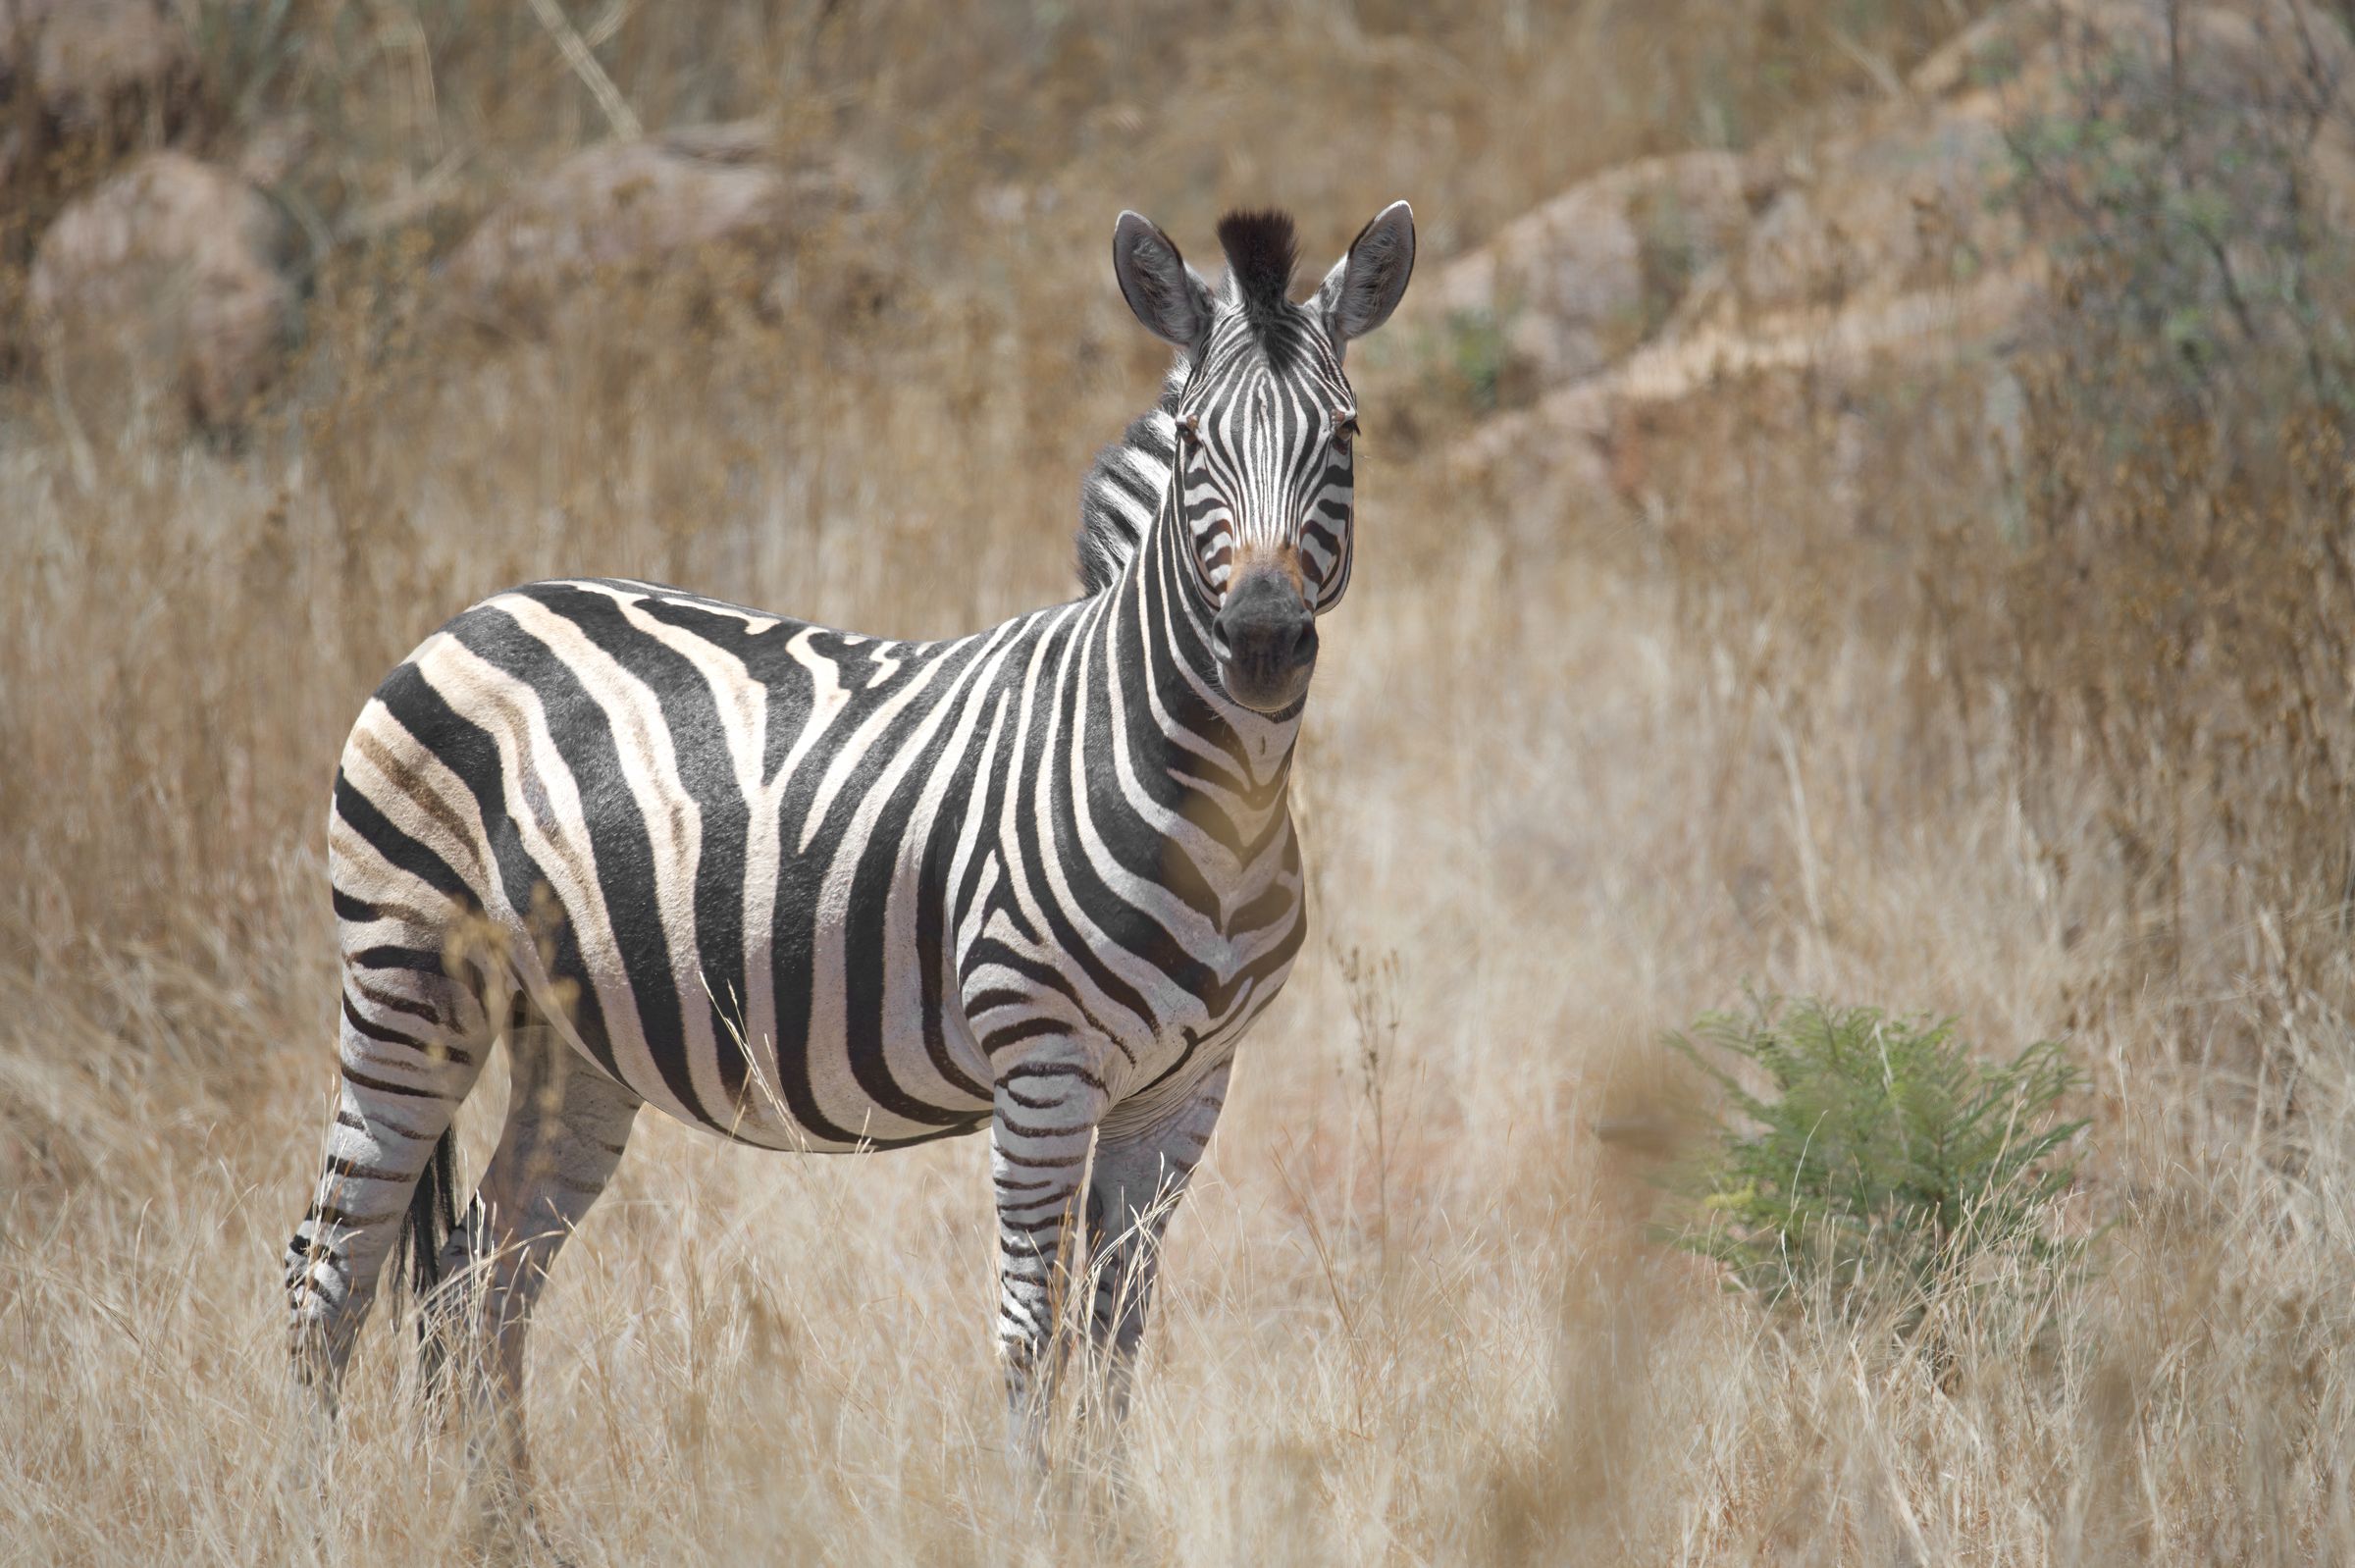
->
xmin=286 ymin=201 xmax=1416 ymax=1488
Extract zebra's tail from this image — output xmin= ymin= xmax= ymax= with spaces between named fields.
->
xmin=395 ymin=1126 xmax=461 ymax=1304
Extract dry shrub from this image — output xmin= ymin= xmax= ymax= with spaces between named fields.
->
xmin=1932 ymin=0 xmax=2355 ymax=1081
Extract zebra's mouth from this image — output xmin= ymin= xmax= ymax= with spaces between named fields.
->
xmin=1213 ymin=569 xmax=1318 ymax=714
xmin=1221 ymin=657 xmax=1314 ymax=715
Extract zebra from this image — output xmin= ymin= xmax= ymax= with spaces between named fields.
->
xmin=283 ymin=201 xmax=1417 ymax=1491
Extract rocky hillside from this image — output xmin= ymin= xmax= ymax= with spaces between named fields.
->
xmin=14 ymin=0 xmax=2344 ymax=535
xmin=1416 ymin=0 xmax=2355 ymax=549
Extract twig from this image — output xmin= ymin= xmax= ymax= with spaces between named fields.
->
xmin=1827 ymin=23 xmax=1906 ymax=103
xmin=525 ymin=0 xmax=643 ymax=142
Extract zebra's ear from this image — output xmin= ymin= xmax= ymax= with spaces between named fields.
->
xmin=1113 ymin=211 xmax=1215 ymax=354
xmin=1313 ymin=200 xmax=1416 ymax=348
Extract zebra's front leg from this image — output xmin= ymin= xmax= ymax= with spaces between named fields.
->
xmin=991 ymin=1046 xmax=1112 ymax=1468
xmin=1084 ymin=1058 xmax=1229 ymax=1426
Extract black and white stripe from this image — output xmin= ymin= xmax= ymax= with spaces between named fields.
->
xmin=285 ymin=201 xmax=1416 ymax=1485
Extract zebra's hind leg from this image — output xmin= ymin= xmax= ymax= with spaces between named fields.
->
xmin=285 ymin=967 xmax=492 ymax=1428
xmin=422 ymin=1023 xmax=640 ymax=1527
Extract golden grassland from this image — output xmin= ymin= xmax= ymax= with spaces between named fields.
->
xmin=7 ymin=1 xmax=2355 ymax=1560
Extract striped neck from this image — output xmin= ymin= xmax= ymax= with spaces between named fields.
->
xmin=1098 ymin=475 xmax=1302 ymax=857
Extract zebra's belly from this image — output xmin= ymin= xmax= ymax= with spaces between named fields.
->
xmin=550 ymin=950 xmax=997 ymax=1153
xmin=534 ymin=871 xmax=1294 ymax=1147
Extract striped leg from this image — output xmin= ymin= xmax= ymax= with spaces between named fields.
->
xmin=1084 ymin=1060 xmax=1229 ymax=1423
xmin=424 ymin=1026 xmax=639 ymax=1514
xmin=286 ymin=961 xmax=491 ymax=1415
xmin=992 ymin=1048 xmax=1112 ymax=1466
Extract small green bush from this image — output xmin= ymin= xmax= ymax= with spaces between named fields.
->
xmin=1665 ymin=994 xmax=2086 ymax=1315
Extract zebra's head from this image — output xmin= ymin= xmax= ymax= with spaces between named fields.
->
xmin=1112 ymin=202 xmax=1416 ymax=714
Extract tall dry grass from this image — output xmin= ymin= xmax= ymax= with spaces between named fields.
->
xmin=7 ymin=0 xmax=2355 ymax=1561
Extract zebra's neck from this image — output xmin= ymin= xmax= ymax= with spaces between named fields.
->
xmin=1096 ymin=471 xmax=1303 ymax=860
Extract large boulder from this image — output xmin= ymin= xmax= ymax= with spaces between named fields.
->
xmin=28 ymin=152 xmax=296 ymax=428
xmin=0 ymin=0 xmax=193 ymax=148
xmin=441 ymin=123 xmax=864 ymax=334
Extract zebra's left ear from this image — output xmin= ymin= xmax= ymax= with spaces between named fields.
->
xmin=1313 ymin=200 xmax=1416 ymax=349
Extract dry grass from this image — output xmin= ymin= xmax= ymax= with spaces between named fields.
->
xmin=8 ymin=0 xmax=2355 ymax=1561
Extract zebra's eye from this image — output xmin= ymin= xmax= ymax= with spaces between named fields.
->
xmin=1332 ymin=411 xmax=1359 ymax=449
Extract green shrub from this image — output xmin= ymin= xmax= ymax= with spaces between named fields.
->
xmin=1665 ymin=994 xmax=2086 ymax=1316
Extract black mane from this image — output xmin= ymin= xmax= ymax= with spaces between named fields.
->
xmin=1216 ymin=209 xmax=1299 ymax=328
xmin=1074 ymin=365 xmax=1183 ymax=595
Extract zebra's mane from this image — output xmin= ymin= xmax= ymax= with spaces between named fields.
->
xmin=1074 ymin=361 xmax=1184 ymax=595
xmin=1216 ymin=209 xmax=1299 ymax=332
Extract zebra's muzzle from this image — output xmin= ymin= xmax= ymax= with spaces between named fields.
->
xmin=1212 ymin=568 xmax=1317 ymax=713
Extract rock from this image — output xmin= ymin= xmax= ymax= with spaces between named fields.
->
xmin=28 ymin=152 xmax=296 ymax=427
xmin=0 ymin=0 xmax=193 ymax=136
xmin=441 ymin=123 xmax=862 ymax=333
xmin=1727 ymin=109 xmax=2021 ymax=317
xmin=1413 ymin=151 xmax=1759 ymax=398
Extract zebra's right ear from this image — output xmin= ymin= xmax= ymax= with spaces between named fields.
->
xmin=1113 ymin=212 xmax=1214 ymax=354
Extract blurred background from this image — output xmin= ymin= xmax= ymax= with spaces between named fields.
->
xmin=7 ymin=0 xmax=2355 ymax=1560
